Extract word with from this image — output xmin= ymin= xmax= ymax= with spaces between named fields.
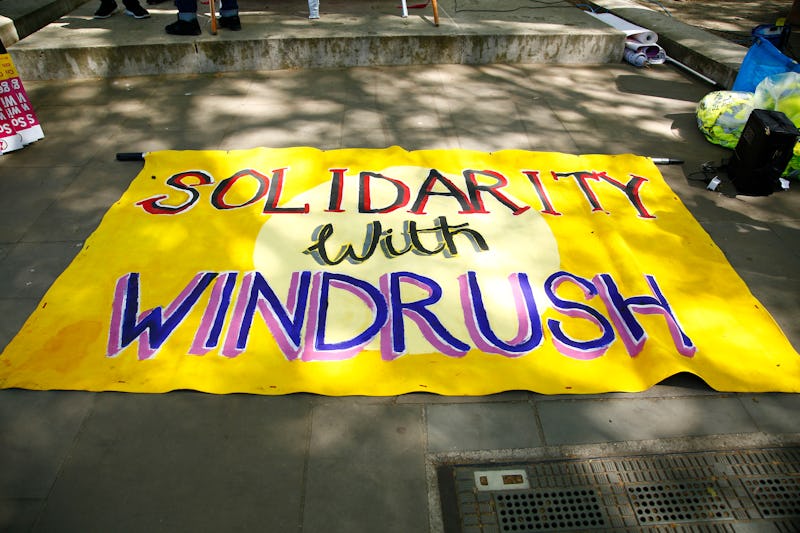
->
xmin=303 ymin=216 xmax=489 ymax=266
xmin=107 ymin=269 xmax=696 ymax=362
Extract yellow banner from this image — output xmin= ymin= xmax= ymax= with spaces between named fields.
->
xmin=1 ymin=148 xmax=798 ymax=395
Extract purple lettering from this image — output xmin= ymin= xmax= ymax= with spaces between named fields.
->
xmin=379 ymin=271 xmax=470 ymax=360
xmin=459 ymin=271 xmax=544 ymax=357
xmin=544 ymin=271 xmax=615 ymax=360
xmin=221 ymin=271 xmax=311 ymax=359
xmin=301 ymin=272 xmax=388 ymax=361
xmin=594 ymin=273 xmax=696 ymax=357
xmin=107 ymin=272 xmax=216 ymax=360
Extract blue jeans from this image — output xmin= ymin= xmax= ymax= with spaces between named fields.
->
xmin=175 ymin=0 xmax=238 ymax=13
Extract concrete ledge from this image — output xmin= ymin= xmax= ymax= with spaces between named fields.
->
xmin=0 ymin=16 xmax=20 ymax=49
xmin=7 ymin=0 xmax=624 ymax=80
xmin=590 ymin=0 xmax=746 ymax=88
xmin=11 ymin=32 xmax=623 ymax=80
xmin=0 ymin=0 xmax=91 ymax=45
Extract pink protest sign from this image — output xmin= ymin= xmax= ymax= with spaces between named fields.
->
xmin=0 ymin=48 xmax=43 ymax=149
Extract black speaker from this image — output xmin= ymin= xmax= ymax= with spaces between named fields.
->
xmin=727 ymin=109 xmax=799 ymax=196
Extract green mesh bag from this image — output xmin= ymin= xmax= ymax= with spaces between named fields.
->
xmin=696 ymin=91 xmax=755 ymax=149
xmin=754 ymin=72 xmax=800 ymax=177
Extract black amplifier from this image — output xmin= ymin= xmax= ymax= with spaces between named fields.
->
xmin=727 ymin=108 xmax=799 ymax=195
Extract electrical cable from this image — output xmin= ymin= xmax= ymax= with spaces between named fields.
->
xmin=687 ymin=160 xmax=729 ymax=190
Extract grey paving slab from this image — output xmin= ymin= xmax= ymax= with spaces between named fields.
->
xmin=303 ymin=401 xmax=427 ymax=533
xmin=514 ymin=104 xmax=581 ymax=154
xmin=386 ymin=126 xmax=462 ymax=151
xmin=700 ymin=220 xmax=800 ymax=280
xmin=0 ymin=498 xmax=41 ymax=533
xmin=132 ymin=72 xmax=256 ymax=98
xmin=341 ymin=106 xmax=391 ymax=148
xmin=382 ymin=106 xmax=446 ymax=132
xmin=427 ymin=402 xmax=541 ymax=452
xmin=727 ymin=271 xmax=800 ymax=353
xmin=536 ymin=396 xmax=760 ymax=445
xmin=220 ymin=121 xmax=344 ymax=151
xmin=20 ymin=162 xmax=132 ymax=243
xmin=0 ymin=390 xmax=94 ymax=498
xmin=0 ymin=166 xmax=81 ymax=243
xmin=36 ymin=392 xmax=313 ymax=532
xmin=538 ymin=68 xmax=712 ymax=157
xmin=449 ymin=97 xmax=526 ymax=131
xmin=218 ymin=73 xmax=353 ymax=149
xmin=23 ymin=76 xmax=167 ymax=108
xmin=0 ymin=114 xmax=115 ymax=169
xmin=115 ymin=96 xmax=244 ymax=137
xmin=240 ymin=69 xmax=361 ymax=106
xmin=685 ymin=182 xmax=800 ymax=226
xmin=0 ymin=241 xmax=82 ymax=299
xmin=375 ymin=89 xmax=449 ymax=133
xmin=0 ymin=391 xmax=90 ymax=532
xmin=456 ymin=121 xmax=535 ymax=152
xmin=107 ymin=125 xmax=228 ymax=156
xmin=739 ymin=393 xmax=800 ymax=434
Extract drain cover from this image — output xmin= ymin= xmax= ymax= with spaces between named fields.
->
xmin=626 ymin=481 xmax=733 ymax=525
xmin=495 ymin=488 xmax=607 ymax=531
xmin=438 ymin=447 xmax=800 ymax=532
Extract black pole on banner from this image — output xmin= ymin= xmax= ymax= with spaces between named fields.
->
xmin=116 ymin=152 xmax=146 ymax=161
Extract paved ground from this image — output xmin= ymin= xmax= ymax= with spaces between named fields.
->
xmin=0 ymin=2 xmax=799 ymax=533
xmin=627 ymin=0 xmax=797 ymax=50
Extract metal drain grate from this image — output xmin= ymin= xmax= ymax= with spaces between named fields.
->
xmin=438 ymin=447 xmax=800 ymax=532
xmin=494 ymin=488 xmax=606 ymax=531
xmin=627 ymin=481 xmax=732 ymax=525
xmin=742 ymin=477 xmax=800 ymax=519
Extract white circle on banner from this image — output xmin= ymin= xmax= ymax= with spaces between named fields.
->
xmin=253 ymin=166 xmax=560 ymax=356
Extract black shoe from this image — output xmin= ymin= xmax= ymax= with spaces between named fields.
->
xmin=218 ymin=15 xmax=241 ymax=31
xmin=165 ymin=18 xmax=201 ymax=35
xmin=124 ymin=4 xmax=150 ymax=18
xmin=94 ymin=1 xmax=118 ymax=18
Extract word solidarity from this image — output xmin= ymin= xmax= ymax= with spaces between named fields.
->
xmin=136 ymin=167 xmax=656 ymax=218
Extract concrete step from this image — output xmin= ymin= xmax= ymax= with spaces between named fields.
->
xmin=0 ymin=0 xmax=90 ymax=46
xmin=6 ymin=0 xmax=624 ymax=80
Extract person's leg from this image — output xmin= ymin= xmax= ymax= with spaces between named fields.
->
xmin=175 ymin=0 xmax=198 ymax=18
xmin=166 ymin=0 xmax=201 ymax=34
xmin=219 ymin=0 xmax=238 ymax=15
xmin=218 ymin=0 xmax=241 ymax=30
xmin=308 ymin=0 xmax=319 ymax=19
